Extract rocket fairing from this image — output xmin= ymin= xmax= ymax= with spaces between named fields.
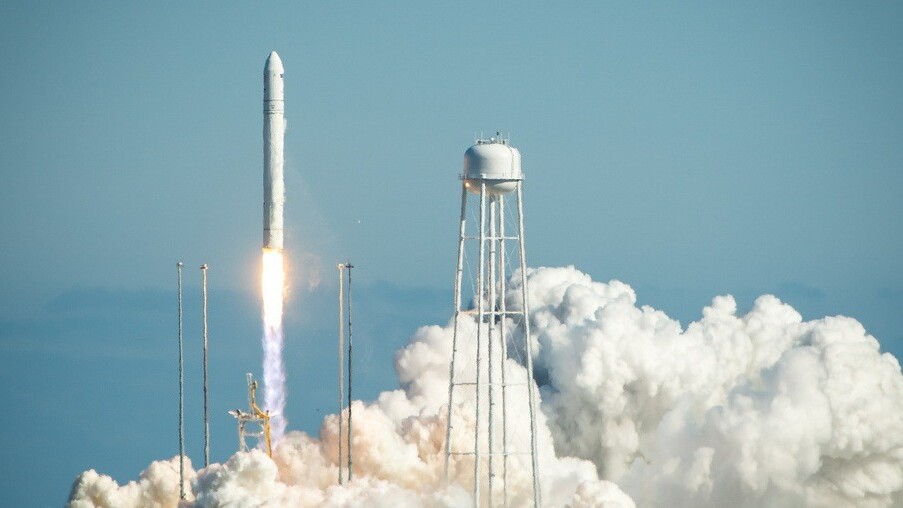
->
xmin=263 ymin=51 xmax=285 ymax=251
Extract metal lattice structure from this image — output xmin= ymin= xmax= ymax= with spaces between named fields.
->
xmin=444 ymin=136 xmax=540 ymax=507
xmin=229 ymin=373 xmax=273 ymax=457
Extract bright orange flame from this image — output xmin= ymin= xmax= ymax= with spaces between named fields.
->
xmin=261 ymin=248 xmax=284 ymax=327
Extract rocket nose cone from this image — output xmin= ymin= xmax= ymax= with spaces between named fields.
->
xmin=265 ymin=51 xmax=284 ymax=72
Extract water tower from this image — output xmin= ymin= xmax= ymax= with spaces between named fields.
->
xmin=444 ymin=135 xmax=541 ymax=507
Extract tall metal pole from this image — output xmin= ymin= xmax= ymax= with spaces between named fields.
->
xmin=517 ymin=185 xmax=541 ymax=507
xmin=487 ymin=196 xmax=497 ymax=506
xmin=346 ymin=262 xmax=354 ymax=481
xmin=445 ymin=184 xmax=469 ymax=481
xmin=177 ymin=262 xmax=185 ymax=499
xmin=337 ymin=263 xmax=345 ymax=485
xmin=473 ymin=183 xmax=487 ymax=506
xmin=498 ymin=195 xmax=509 ymax=508
xmin=201 ymin=263 xmax=210 ymax=468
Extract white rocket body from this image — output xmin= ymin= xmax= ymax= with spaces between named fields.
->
xmin=263 ymin=51 xmax=285 ymax=251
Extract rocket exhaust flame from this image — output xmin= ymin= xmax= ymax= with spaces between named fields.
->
xmin=261 ymin=249 xmax=284 ymax=328
xmin=261 ymin=248 xmax=286 ymax=442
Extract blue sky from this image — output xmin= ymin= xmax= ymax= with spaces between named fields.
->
xmin=1 ymin=2 xmax=901 ymax=506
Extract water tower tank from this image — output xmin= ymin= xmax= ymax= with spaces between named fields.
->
xmin=463 ymin=138 xmax=522 ymax=195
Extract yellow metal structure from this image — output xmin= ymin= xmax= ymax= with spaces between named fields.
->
xmin=229 ymin=373 xmax=273 ymax=457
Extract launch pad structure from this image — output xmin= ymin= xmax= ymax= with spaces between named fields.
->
xmin=229 ymin=373 xmax=273 ymax=457
xmin=445 ymin=136 xmax=541 ymax=507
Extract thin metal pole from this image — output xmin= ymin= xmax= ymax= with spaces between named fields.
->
xmin=201 ymin=264 xmax=210 ymax=468
xmin=487 ymin=196 xmax=497 ymax=506
xmin=346 ymin=262 xmax=354 ymax=481
xmin=498 ymin=194 xmax=509 ymax=508
xmin=473 ymin=182 xmax=487 ymax=507
xmin=177 ymin=262 xmax=185 ymax=499
xmin=516 ymin=184 xmax=541 ymax=507
xmin=445 ymin=184 xmax=468 ymax=481
xmin=337 ymin=264 xmax=345 ymax=485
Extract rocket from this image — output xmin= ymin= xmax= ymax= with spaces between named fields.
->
xmin=263 ymin=51 xmax=285 ymax=251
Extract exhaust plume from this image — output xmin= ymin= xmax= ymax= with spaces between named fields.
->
xmin=262 ymin=248 xmax=287 ymax=442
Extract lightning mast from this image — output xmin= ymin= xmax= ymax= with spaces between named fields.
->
xmin=201 ymin=263 xmax=210 ymax=467
xmin=345 ymin=262 xmax=354 ymax=481
xmin=177 ymin=262 xmax=185 ymax=499
xmin=337 ymin=262 xmax=355 ymax=482
xmin=337 ymin=263 xmax=346 ymax=484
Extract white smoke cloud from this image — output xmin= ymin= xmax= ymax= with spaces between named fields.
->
xmin=515 ymin=266 xmax=903 ymax=507
xmin=68 ymin=456 xmax=197 ymax=507
xmin=68 ymin=266 xmax=903 ymax=507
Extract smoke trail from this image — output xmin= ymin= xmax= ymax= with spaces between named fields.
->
xmin=262 ymin=248 xmax=287 ymax=442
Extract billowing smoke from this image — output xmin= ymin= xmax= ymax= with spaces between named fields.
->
xmin=69 ymin=456 xmax=198 ymax=507
xmin=69 ymin=266 xmax=903 ymax=507
xmin=518 ymin=267 xmax=903 ymax=507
